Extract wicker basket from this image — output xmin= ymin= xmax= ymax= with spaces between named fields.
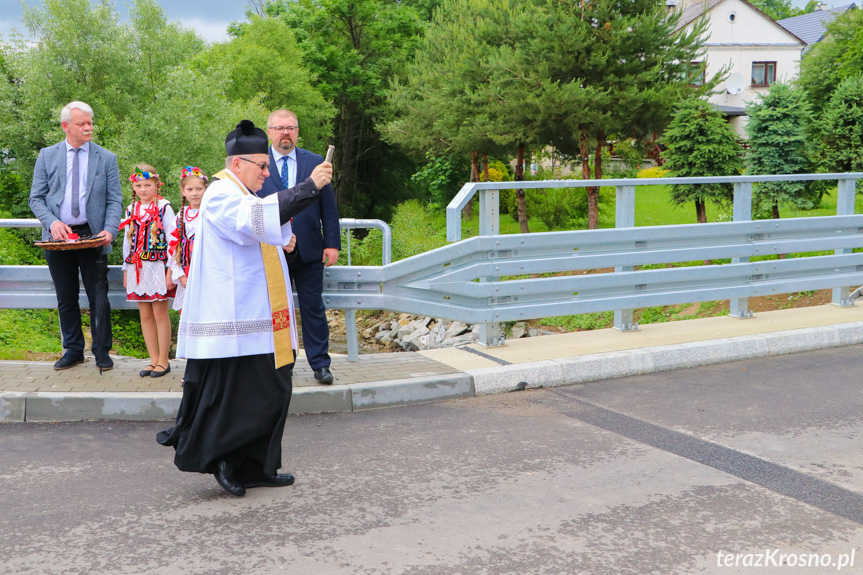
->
xmin=34 ymin=237 xmax=105 ymax=251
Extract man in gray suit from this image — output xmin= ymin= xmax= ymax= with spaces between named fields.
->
xmin=29 ymin=101 xmax=123 ymax=371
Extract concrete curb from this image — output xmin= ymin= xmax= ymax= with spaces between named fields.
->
xmin=24 ymin=392 xmax=182 ymax=423
xmin=351 ymin=373 xmax=474 ymax=410
xmin=468 ymin=321 xmax=863 ymax=394
xmin=0 ymin=392 xmax=27 ymax=422
xmin=5 ymin=321 xmax=863 ymax=422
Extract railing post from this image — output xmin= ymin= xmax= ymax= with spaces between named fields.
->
xmin=479 ymin=188 xmax=503 ymax=346
xmin=614 ymin=185 xmax=637 ymax=331
xmin=730 ymin=182 xmax=754 ymax=318
xmin=345 ymin=309 xmax=359 ymax=361
xmin=833 ymin=177 xmax=857 ymax=307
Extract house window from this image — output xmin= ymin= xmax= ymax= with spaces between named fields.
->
xmin=751 ymin=62 xmax=776 ymax=87
xmin=689 ymin=62 xmax=705 ymax=86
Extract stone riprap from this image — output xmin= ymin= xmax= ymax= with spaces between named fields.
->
xmin=362 ymin=315 xmax=555 ymax=351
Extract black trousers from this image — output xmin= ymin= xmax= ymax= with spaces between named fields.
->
xmin=44 ymin=226 xmax=112 ymax=358
xmin=288 ymin=256 xmax=330 ymax=370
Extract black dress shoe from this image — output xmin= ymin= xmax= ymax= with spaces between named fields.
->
xmin=243 ymin=473 xmax=295 ymax=488
xmin=96 ymin=356 xmax=114 ymax=371
xmin=54 ymin=353 xmax=85 ymax=370
xmin=150 ymin=364 xmax=171 ymax=378
xmin=313 ymin=367 xmax=334 ymax=384
xmin=214 ymin=461 xmax=246 ymax=497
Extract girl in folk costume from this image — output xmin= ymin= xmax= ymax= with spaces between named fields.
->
xmin=121 ymin=164 xmax=176 ymax=378
xmin=168 ymin=166 xmax=208 ymax=312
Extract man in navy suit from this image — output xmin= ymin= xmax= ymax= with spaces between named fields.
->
xmin=260 ymin=109 xmax=341 ymax=384
xmin=29 ymin=101 xmax=123 ymax=371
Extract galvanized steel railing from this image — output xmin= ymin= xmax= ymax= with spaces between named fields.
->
xmin=4 ymin=173 xmax=863 ymax=355
xmin=445 ymin=173 xmax=863 ymax=344
xmin=0 ymin=218 xmax=392 ymax=362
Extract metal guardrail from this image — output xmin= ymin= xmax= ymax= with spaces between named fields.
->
xmin=0 ymin=218 xmax=392 ymax=362
xmin=4 ymin=173 xmax=863 ymax=357
xmin=446 ymin=172 xmax=863 ymax=344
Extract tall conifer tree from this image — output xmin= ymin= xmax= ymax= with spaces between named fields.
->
xmin=745 ymin=83 xmax=813 ymax=219
xmin=661 ymin=98 xmax=742 ymax=223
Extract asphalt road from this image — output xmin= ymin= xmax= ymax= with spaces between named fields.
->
xmin=2 ymin=346 xmax=863 ymax=574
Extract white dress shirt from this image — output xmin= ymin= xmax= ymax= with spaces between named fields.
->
xmin=271 ymin=146 xmax=297 ymax=188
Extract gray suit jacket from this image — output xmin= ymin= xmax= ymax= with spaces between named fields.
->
xmin=28 ymin=140 xmax=123 ymax=254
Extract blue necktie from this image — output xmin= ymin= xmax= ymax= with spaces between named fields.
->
xmin=281 ymin=156 xmax=291 ymax=189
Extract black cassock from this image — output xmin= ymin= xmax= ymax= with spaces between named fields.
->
xmin=157 ymin=353 xmax=293 ymax=478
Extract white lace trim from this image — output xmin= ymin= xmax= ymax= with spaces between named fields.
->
xmin=179 ymin=319 xmax=273 ymax=338
xmin=251 ymin=200 xmax=266 ymax=238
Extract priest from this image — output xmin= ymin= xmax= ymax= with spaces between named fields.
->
xmin=157 ymin=120 xmax=332 ymax=497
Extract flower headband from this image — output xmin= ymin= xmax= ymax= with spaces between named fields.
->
xmin=129 ymin=167 xmax=163 ymax=186
xmin=181 ymin=166 xmax=208 ymax=181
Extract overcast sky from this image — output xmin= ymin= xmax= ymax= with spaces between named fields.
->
xmin=0 ymin=0 xmax=251 ymax=43
xmin=0 ymin=0 xmax=851 ymax=43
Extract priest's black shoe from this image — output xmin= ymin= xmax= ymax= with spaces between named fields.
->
xmin=54 ymin=352 xmax=85 ymax=371
xmin=243 ymin=473 xmax=296 ymax=489
xmin=96 ymin=355 xmax=114 ymax=371
xmin=214 ymin=461 xmax=246 ymax=497
xmin=313 ymin=367 xmax=334 ymax=384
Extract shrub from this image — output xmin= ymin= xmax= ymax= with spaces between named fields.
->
xmin=477 ymin=160 xmax=516 ymax=216
xmin=611 ymin=139 xmax=646 ymax=176
xmin=637 ymin=166 xmax=669 ymax=179
xmin=390 ymin=200 xmax=447 ymax=261
xmin=410 ymin=154 xmax=463 ymax=207
xmin=340 ymin=228 xmax=385 ymax=266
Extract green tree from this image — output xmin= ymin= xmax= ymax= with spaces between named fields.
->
xmin=0 ymin=0 xmax=206 ymax=215
xmin=821 ymin=75 xmax=863 ymax=172
xmin=497 ymin=0 xmax=712 ymax=229
xmin=383 ymin=0 xmax=536 ymax=227
xmin=266 ymin=0 xmax=426 ymax=217
xmin=745 ymin=83 xmax=814 ymax=219
xmin=0 ymin=0 xmax=130 ymax=183
xmin=748 ymin=0 xmax=801 ymax=21
xmin=409 ymin=153 xmax=465 ymax=207
xmin=113 ymin=67 xmax=269 ymax=206
xmin=798 ymin=8 xmax=863 ymax=117
xmin=127 ymin=0 xmax=206 ymax=105
xmin=661 ymin=98 xmax=742 ymax=223
xmin=198 ymin=16 xmax=333 ymax=152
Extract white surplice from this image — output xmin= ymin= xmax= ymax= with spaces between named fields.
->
xmin=177 ymin=174 xmax=298 ymax=360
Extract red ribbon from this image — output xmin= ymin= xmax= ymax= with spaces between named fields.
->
xmin=122 ymin=200 xmax=162 ymax=283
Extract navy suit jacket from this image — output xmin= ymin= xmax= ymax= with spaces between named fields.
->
xmin=260 ymin=146 xmax=341 ymax=263
xmin=28 ymin=140 xmax=123 ymax=255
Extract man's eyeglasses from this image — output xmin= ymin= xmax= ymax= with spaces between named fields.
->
xmin=268 ymin=125 xmax=299 ymax=133
xmin=239 ymin=157 xmax=269 ymax=171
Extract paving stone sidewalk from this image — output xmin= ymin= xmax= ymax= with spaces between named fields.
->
xmin=0 ymin=351 xmax=463 ymax=393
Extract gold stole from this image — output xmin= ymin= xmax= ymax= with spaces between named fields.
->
xmin=213 ymin=170 xmax=295 ymax=368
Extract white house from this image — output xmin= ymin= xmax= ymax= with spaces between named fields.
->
xmin=675 ymin=0 xmax=807 ymax=136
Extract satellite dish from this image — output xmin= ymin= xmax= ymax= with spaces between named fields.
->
xmin=726 ymin=73 xmax=745 ymax=95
